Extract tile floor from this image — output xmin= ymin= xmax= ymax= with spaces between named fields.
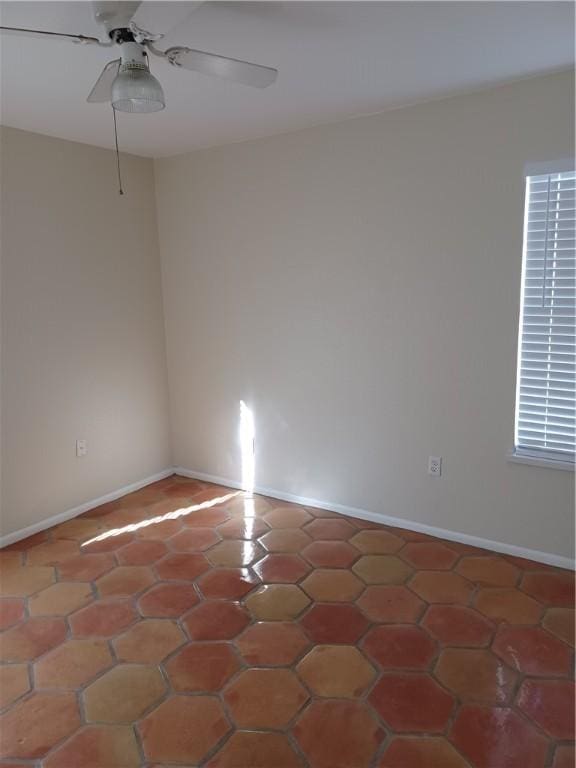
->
xmin=0 ymin=474 xmax=574 ymax=767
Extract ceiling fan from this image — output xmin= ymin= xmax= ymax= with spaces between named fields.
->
xmin=0 ymin=1 xmax=278 ymax=114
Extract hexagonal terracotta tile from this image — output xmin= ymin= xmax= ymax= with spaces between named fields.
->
xmin=363 ymin=625 xmax=436 ymax=669
xmin=543 ymin=607 xmax=575 ymax=646
xmin=51 ymin=518 xmax=106 ymax=541
xmin=96 ymin=565 xmax=154 ymax=597
xmin=352 ymin=555 xmax=412 ymax=585
xmin=521 ymin=571 xmax=575 ymax=607
xmin=164 ymin=477 xmax=204 ymax=495
xmin=113 ymin=619 xmax=185 ymax=663
xmin=70 ymin=598 xmax=137 ymax=637
xmin=155 ymin=553 xmax=210 ymax=580
xmin=393 ymin=526 xmax=434 ymax=546
xmin=0 ymin=616 xmax=67 ymax=662
xmin=117 ymin=539 xmax=167 ymax=565
xmin=357 ymin=585 xmax=424 ymax=623
xmin=92 ymin=504 xmax=141 ymax=527
xmin=297 ymin=645 xmax=376 ymax=698
xmin=191 ymin=485 xmax=236 ymax=505
xmin=0 ymin=598 xmax=25 ymax=630
xmin=0 ymin=665 xmax=30 ymax=708
xmin=474 ymin=587 xmax=543 ymax=624
xmin=3 ymin=476 xmax=572 ymax=768
xmin=35 ymin=638 xmax=113 ymax=689
xmin=503 ymin=555 xmax=557 ymax=571
xmin=259 ymin=529 xmax=312 ymax=553
xmin=57 ymin=553 xmax=115 ymax=582
xmin=206 ymin=731 xmax=302 ymax=768
xmin=264 ymin=506 xmax=312 ymax=529
xmin=246 ymin=584 xmax=311 ymax=620
xmin=293 ymin=699 xmax=383 ymax=768
xmin=82 ymin=532 xmax=135 ymax=554
xmin=435 ymin=648 xmax=517 ymax=704
xmin=0 ymin=547 xmax=19 ymax=566
xmin=0 ymin=565 xmax=55 ymax=597
xmin=217 ymin=517 xmax=269 ymax=540
xmin=450 ymin=705 xmax=549 ymax=768
xmin=84 ymin=664 xmax=166 ymax=723
xmin=3 ymin=531 xmax=48 ymax=551
xmin=409 ymin=571 xmax=473 ymax=604
xmin=184 ymin=600 xmax=250 ymax=639
xmin=305 ymin=519 xmax=356 ymax=541
xmin=301 ymin=569 xmax=363 ymax=602
xmin=138 ymin=582 xmax=199 ymax=617
xmin=183 ymin=507 xmax=231 ymax=528
xmin=350 ymin=530 xmax=404 ymax=554
xmin=369 ymin=674 xmax=454 ymax=732
xmin=422 ymin=605 xmax=494 ymax=647
xmin=300 ymin=603 xmax=370 ymax=644
xmin=165 ymin=642 xmax=240 ymax=691
xmin=342 ymin=516 xmax=385 ymax=529
xmin=456 ymin=556 xmax=519 ymax=586
xmin=400 ymin=542 xmax=459 ymax=570
xmin=198 ymin=567 xmax=260 ymax=599
xmin=26 ymin=540 xmax=79 ymax=566
xmin=236 ymin=621 xmax=310 ymax=666
xmin=225 ymin=495 xmax=272 ymax=516
xmin=553 ymin=746 xmax=576 ymax=768
xmin=0 ymin=550 xmax=23 ymax=571
xmin=379 ymin=737 xmax=470 ymax=768
xmin=206 ymin=540 xmax=264 ymax=567
xmin=44 ymin=724 xmax=141 ymax=768
xmin=0 ymin=691 xmax=81 ymax=760
xmin=492 ymin=625 xmax=572 ymax=676
xmin=302 ymin=541 xmax=359 ymax=568
xmin=305 ymin=507 xmax=339 ymax=518
xmin=516 ymin=679 xmax=575 ymax=739
xmin=253 ymin=554 xmax=311 ymax=583
xmin=28 ymin=581 xmax=93 ymax=616
xmin=139 ymin=695 xmax=230 ymax=764
xmin=224 ymin=668 xmax=308 ymax=728
xmin=168 ymin=527 xmax=221 ymax=551
xmin=137 ymin=519 xmax=183 ymax=541
xmin=3 ymin=762 xmax=45 ymax=768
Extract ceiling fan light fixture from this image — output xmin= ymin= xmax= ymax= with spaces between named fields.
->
xmin=111 ymin=60 xmax=165 ymax=113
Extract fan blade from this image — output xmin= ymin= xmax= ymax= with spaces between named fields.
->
xmin=130 ymin=2 xmax=204 ymax=37
xmin=87 ymin=59 xmax=121 ymax=103
xmin=92 ymin=2 xmax=141 ymax=33
xmin=165 ymin=46 xmax=277 ymax=88
xmin=0 ymin=25 xmax=108 ymax=46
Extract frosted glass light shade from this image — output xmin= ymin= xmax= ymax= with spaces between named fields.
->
xmin=111 ymin=62 xmax=165 ymax=113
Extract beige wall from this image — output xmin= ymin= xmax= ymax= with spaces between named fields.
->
xmin=155 ymin=71 xmax=575 ymax=560
xmin=0 ymin=127 xmax=172 ymax=537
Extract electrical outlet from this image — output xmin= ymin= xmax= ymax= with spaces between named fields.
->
xmin=428 ymin=456 xmax=442 ymax=477
xmin=76 ymin=439 xmax=87 ymax=458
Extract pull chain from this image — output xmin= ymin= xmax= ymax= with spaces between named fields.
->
xmin=112 ymin=106 xmax=124 ymax=196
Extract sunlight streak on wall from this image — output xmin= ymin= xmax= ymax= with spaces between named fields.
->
xmin=240 ymin=400 xmax=255 ymax=497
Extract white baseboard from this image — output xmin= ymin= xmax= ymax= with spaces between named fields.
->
xmin=3 ymin=463 xmax=573 ymax=571
xmin=0 ymin=468 xmax=174 ymax=549
xmin=175 ymin=467 xmax=575 ymax=571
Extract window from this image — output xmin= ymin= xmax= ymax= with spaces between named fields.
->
xmin=514 ymin=168 xmax=575 ymax=468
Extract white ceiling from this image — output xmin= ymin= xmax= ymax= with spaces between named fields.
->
xmin=0 ymin=1 xmax=573 ymax=158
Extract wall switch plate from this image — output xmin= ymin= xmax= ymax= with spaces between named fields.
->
xmin=76 ymin=439 xmax=87 ymax=458
xmin=428 ymin=456 xmax=442 ymax=476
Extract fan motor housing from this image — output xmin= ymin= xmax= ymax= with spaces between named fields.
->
xmin=109 ymin=30 xmax=147 ymax=66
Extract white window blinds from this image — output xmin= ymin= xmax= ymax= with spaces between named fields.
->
xmin=515 ymin=170 xmax=575 ymax=465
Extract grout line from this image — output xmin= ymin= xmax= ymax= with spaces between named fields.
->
xmin=1 ymin=477 xmax=573 ymax=767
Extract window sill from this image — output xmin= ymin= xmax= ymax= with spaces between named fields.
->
xmin=507 ymin=450 xmax=575 ymax=472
